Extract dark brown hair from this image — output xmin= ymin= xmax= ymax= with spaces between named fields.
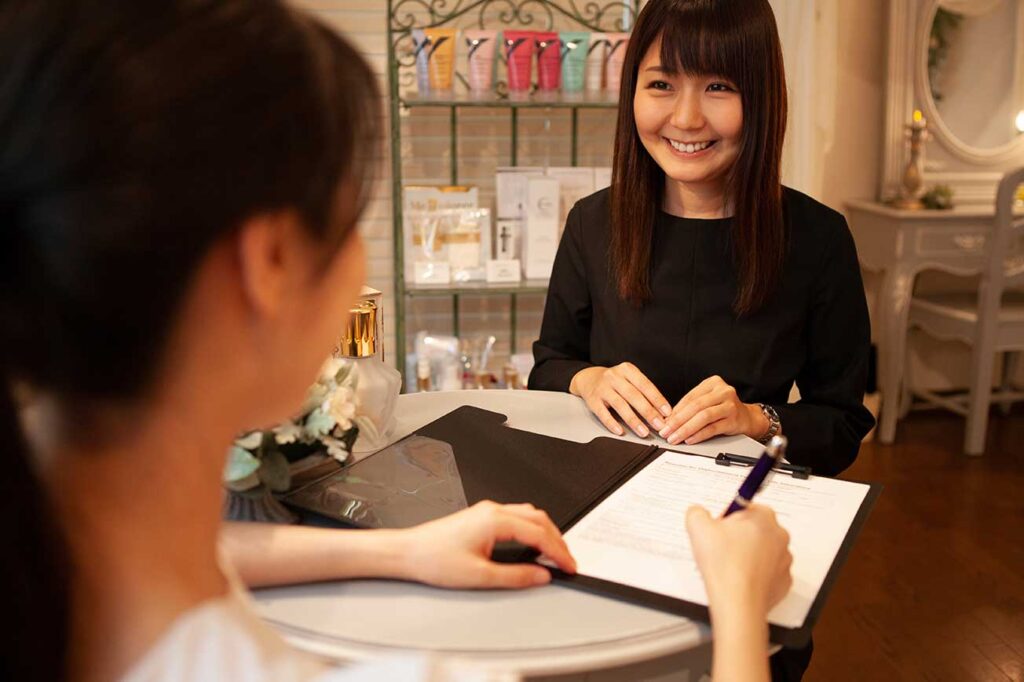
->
xmin=610 ymin=0 xmax=788 ymax=314
xmin=0 ymin=2 xmax=379 ymax=679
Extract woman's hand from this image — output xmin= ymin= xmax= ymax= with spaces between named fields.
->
xmin=570 ymin=363 xmax=672 ymax=438
xmin=399 ymin=501 xmax=577 ymax=589
xmin=659 ymin=375 xmax=768 ymax=445
xmin=685 ymin=504 xmax=793 ymax=620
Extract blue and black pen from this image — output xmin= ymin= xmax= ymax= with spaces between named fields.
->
xmin=723 ymin=435 xmax=788 ymax=517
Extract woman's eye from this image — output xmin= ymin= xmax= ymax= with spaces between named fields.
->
xmin=647 ymin=80 xmax=672 ymax=91
xmin=707 ymin=82 xmax=735 ymax=93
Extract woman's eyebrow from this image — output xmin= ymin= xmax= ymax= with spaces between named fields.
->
xmin=644 ymin=65 xmax=673 ymax=73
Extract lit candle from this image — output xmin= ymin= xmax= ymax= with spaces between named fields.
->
xmin=912 ymin=109 xmax=926 ymax=129
xmin=1015 ymin=110 xmax=1024 ymax=134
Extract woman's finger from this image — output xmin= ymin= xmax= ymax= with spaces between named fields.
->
xmin=587 ymin=397 xmax=625 ymax=436
xmin=618 ymin=363 xmax=672 ymax=418
xmin=476 ymin=560 xmax=551 ymax=589
xmin=680 ymin=418 xmax=730 ymax=445
xmin=661 ymin=393 xmax=720 ymax=437
xmin=610 ymin=372 xmax=666 ymax=431
xmin=498 ymin=505 xmax=575 ymax=572
xmin=605 ymin=391 xmax=649 ymax=438
xmin=666 ymin=403 xmax=730 ymax=445
xmin=492 ymin=513 xmax=576 ymax=574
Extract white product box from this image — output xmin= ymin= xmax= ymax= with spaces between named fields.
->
xmin=486 ymin=259 xmax=522 ymax=283
xmin=447 ymin=208 xmax=490 ymax=282
xmin=593 ymin=166 xmax=612 ymax=191
xmin=495 ymin=167 xmax=544 ymax=219
xmin=402 ymin=186 xmax=479 ymax=282
xmin=545 ymin=167 xmax=596 ymax=233
xmin=494 ymin=218 xmax=520 ymax=260
xmin=523 ymin=176 xmax=560 ymax=280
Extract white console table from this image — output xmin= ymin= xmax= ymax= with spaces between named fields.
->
xmin=844 ymin=199 xmax=1009 ymax=443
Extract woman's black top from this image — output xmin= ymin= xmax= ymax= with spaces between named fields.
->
xmin=529 ymin=187 xmax=875 ymax=477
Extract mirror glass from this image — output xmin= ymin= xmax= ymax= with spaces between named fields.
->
xmin=927 ymin=0 xmax=1024 ymax=150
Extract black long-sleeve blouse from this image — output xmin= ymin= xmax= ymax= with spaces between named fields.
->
xmin=529 ymin=187 xmax=875 ymax=477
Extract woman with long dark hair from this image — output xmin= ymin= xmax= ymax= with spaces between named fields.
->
xmin=531 ymin=0 xmax=873 ymax=478
xmin=1 ymin=1 xmax=797 ymax=680
xmin=530 ymin=0 xmax=874 ymax=677
xmin=0 ymin=2 xmax=581 ymax=680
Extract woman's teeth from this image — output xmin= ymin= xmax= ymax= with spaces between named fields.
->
xmin=667 ymin=139 xmax=713 ymax=153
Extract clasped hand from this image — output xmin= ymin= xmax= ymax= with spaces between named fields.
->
xmin=570 ymin=365 xmax=768 ymax=444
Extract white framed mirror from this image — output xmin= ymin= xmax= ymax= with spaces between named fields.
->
xmin=883 ymin=0 xmax=1024 ymax=205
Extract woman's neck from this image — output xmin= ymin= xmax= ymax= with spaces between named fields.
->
xmin=663 ymin=177 xmax=730 ymax=219
xmin=33 ymin=394 xmax=235 ymax=682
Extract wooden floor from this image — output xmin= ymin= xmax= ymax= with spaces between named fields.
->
xmin=806 ymin=409 xmax=1024 ymax=682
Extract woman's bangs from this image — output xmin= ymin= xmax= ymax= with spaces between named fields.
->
xmin=657 ymin=3 xmax=746 ymax=86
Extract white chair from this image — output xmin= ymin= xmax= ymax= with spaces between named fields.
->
xmin=902 ymin=167 xmax=1024 ymax=455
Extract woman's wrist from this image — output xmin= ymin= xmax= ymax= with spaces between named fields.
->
xmin=569 ymin=366 xmax=600 ymax=397
xmin=745 ymin=402 xmax=771 ymax=440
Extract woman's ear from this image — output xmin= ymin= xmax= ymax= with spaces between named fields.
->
xmin=235 ymin=210 xmax=308 ymax=319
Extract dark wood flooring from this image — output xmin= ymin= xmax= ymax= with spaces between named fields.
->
xmin=807 ymin=409 xmax=1024 ymax=681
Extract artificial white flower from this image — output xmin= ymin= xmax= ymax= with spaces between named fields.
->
xmin=304 ymin=407 xmax=336 ymax=438
xmin=323 ymin=386 xmax=357 ymax=431
xmin=322 ymin=435 xmax=351 ymax=463
xmin=235 ymin=431 xmax=263 ymax=450
xmin=273 ymin=421 xmax=303 ymax=445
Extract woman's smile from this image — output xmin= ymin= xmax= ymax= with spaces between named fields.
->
xmin=663 ymin=136 xmax=719 ymax=157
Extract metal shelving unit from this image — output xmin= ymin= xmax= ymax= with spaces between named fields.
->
xmin=386 ymin=0 xmax=637 ymax=382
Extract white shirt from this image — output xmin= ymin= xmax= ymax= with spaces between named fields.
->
xmin=121 ymin=558 xmax=507 ymax=682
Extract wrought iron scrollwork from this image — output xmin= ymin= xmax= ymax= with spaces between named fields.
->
xmin=389 ymin=0 xmax=637 ymax=32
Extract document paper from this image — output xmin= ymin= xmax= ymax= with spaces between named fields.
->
xmin=563 ymin=450 xmax=870 ymax=628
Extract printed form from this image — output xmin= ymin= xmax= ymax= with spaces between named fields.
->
xmin=563 ymin=450 xmax=870 ymax=628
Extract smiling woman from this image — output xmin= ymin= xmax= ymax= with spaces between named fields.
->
xmin=528 ymin=2 xmax=876 ymax=677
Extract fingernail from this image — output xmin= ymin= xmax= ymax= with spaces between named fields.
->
xmin=661 ymin=405 xmax=672 ymax=417
xmin=668 ymin=434 xmax=680 ymax=445
xmin=636 ymin=425 xmax=649 ymax=437
xmin=614 ymin=425 xmax=624 ymax=436
xmin=534 ymin=570 xmax=551 ymax=585
xmin=652 ymin=418 xmax=665 ymax=431
xmin=659 ymin=426 xmax=670 ymax=438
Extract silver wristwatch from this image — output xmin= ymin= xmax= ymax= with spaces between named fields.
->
xmin=757 ymin=403 xmax=781 ymax=444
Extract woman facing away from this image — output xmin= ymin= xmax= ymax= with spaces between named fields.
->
xmin=529 ymin=0 xmax=875 ymax=678
xmin=2 ymin=1 xmax=790 ymax=681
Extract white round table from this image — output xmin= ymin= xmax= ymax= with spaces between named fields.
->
xmin=252 ymin=390 xmax=716 ymax=681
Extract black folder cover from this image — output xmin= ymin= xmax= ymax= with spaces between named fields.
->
xmin=286 ymin=405 xmax=880 ymax=647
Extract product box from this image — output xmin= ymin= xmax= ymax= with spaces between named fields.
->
xmin=545 ymin=166 xmax=596 ymax=234
xmin=402 ymin=186 xmax=482 ymax=283
xmin=523 ymin=176 xmax=561 ymax=280
xmin=495 ymin=167 xmax=544 ymax=219
xmin=494 ymin=218 xmax=520 ymax=260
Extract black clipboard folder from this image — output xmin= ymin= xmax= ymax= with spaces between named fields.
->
xmin=283 ymin=405 xmax=881 ymax=648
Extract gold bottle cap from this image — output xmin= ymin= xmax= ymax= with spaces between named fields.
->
xmin=339 ymin=301 xmax=377 ymax=358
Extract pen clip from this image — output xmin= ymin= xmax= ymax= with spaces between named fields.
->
xmin=714 ymin=452 xmax=811 ymax=480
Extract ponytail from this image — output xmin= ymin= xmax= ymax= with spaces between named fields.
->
xmin=0 ymin=375 xmax=70 ymax=681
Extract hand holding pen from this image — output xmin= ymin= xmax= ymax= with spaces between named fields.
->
xmin=724 ymin=435 xmax=788 ymax=517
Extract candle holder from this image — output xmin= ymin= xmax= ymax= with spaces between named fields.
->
xmin=891 ymin=110 xmax=929 ymax=210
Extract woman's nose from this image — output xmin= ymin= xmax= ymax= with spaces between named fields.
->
xmin=669 ymin=92 xmax=705 ymax=131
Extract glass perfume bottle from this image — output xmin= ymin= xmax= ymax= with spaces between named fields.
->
xmin=339 ymin=300 xmax=401 ymax=455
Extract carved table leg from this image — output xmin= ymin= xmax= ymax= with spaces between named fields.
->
xmin=877 ymin=265 xmax=917 ymax=444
